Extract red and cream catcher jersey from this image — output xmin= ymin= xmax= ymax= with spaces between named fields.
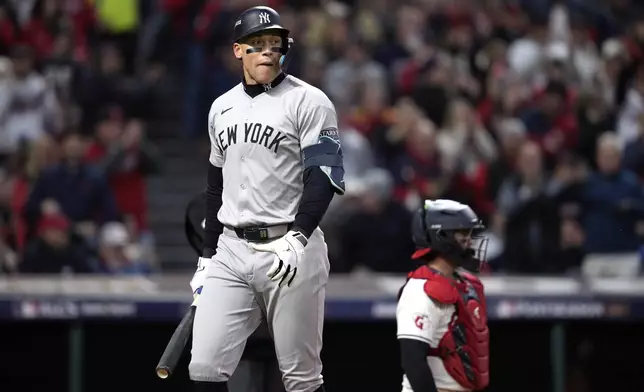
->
xmin=396 ymin=265 xmax=490 ymax=391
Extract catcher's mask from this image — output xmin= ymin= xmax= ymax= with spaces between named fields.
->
xmin=411 ymin=199 xmax=489 ymax=273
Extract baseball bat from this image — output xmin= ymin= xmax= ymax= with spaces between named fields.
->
xmin=155 ymin=305 xmax=196 ymax=379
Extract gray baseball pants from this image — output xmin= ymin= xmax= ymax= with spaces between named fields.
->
xmin=189 ymin=226 xmax=330 ymax=392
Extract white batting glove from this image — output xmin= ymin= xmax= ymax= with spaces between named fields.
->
xmin=190 ymin=257 xmax=210 ymax=305
xmin=249 ymin=231 xmax=307 ymax=287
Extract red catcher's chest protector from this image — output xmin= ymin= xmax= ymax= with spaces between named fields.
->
xmin=408 ymin=266 xmax=490 ymax=390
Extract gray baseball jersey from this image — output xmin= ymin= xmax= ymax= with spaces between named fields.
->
xmin=208 ymin=74 xmax=343 ymax=227
xmin=190 ymin=73 xmax=341 ymax=392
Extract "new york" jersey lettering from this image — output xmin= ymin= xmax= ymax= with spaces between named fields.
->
xmin=217 ymin=123 xmax=287 ymax=153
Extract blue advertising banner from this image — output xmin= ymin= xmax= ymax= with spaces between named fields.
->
xmin=1 ymin=294 xmax=641 ymax=322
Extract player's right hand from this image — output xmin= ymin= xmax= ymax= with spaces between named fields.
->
xmin=190 ymin=257 xmax=210 ymax=305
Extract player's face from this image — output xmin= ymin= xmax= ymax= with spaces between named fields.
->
xmin=453 ymin=229 xmax=489 ymax=273
xmin=453 ymin=230 xmax=473 ymax=249
xmin=234 ymin=33 xmax=282 ymax=85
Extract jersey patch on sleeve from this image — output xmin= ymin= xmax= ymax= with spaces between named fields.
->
xmin=319 ymin=127 xmax=340 ymax=141
xmin=413 ymin=313 xmax=430 ymax=331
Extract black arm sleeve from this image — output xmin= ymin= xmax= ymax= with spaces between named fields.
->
xmin=292 ymin=166 xmax=336 ymax=238
xmin=399 ymin=338 xmax=439 ymax=392
xmin=203 ymin=164 xmax=224 ymax=257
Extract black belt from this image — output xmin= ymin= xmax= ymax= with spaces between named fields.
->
xmin=228 ymin=223 xmax=292 ymax=242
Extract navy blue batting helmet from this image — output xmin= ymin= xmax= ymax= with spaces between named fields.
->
xmin=233 ymin=6 xmax=290 ymax=55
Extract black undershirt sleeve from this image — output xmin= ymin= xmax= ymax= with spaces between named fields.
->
xmin=291 ymin=166 xmax=336 ymax=238
xmin=399 ymin=338 xmax=439 ymax=392
xmin=203 ymin=164 xmax=224 ymax=258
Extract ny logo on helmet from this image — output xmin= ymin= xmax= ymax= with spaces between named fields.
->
xmin=258 ymin=12 xmax=271 ymax=24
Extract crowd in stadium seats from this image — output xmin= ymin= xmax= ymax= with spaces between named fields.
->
xmin=0 ymin=0 xmax=162 ymax=275
xmin=167 ymin=0 xmax=644 ymax=276
xmin=1 ymin=0 xmax=643 ymax=277
xmin=248 ymin=0 xmax=644 ymax=276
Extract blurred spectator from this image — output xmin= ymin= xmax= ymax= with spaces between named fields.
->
xmin=19 ymin=213 xmax=93 ymax=273
xmin=23 ymin=131 xmax=119 ymax=241
xmin=580 ymin=133 xmax=644 ymax=254
xmin=623 ymin=114 xmax=644 ymax=178
xmin=439 ymin=98 xmax=497 ymax=175
xmin=0 ymin=160 xmax=17 ymax=273
xmin=557 ymin=217 xmax=585 ymax=273
xmin=0 ymin=56 xmax=12 ymax=111
xmin=546 ymin=153 xmax=589 ymax=273
xmin=98 ymin=221 xmax=153 ymax=275
xmin=347 ymin=82 xmax=392 ymax=136
xmin=321 ymin=108 xmax=376 ymax=265
xmin=595 ymin=38 xmax=628 ymax=108
xmin=331 ymin=101 xmax=377 ymax=202
xmin=569 ymin=17 xmax=602 ymax=92
xmin=338 ymin=123 xmax=375 ymax=181
xmin=10 ymin=133 xmax=59 ymax=250
xmin=0 ymin=45 xmax=61 ymax=160
xmin=336 ymin=168 xmax=414 ymax=273
xmin=210 ymin=45 xmax=242 ymax=101
xmin=123 ymin=213 xmax=157 ymax=267
xmin=617 ymin=65 xmax=644 ymax=144
xmin=536 ymin=41 xmax=577 ymax=89
xmin=486 ymin=118 xmax=527 ymax=203
xmin=438 ymin=98 xmax=497 ymax=217
xmin=494 ymin=141 xmax=561 ymax=273
xmin=506 ymin=13 xmax=548 ymax=81
xmin=389 ymin=116 xmax=445 ymax=210
xmin=85 ymin=117 xmax=161 ymax=231
xmin=371 ymin=97 xmax=419 ymax=169
xmin=41 ymin=31 xmax=83 ymax=109
xmin=322 ymin=37 xmax=387 ymax=104
xmin=17 ymin=0 xmax=63 ymax=59
xmin=78 ymin=43 xmax=153 ymax=130
xmin=519 ymin=80 xmax=577 ymax=157
xmin=409 ymin=58 xmax=452 ymax=128
xmin=0 ymin=5 xmax=15 ymax=57
xmin=479 ymin=73 xmax=530 ymax=131
xmin=92 ymin=0 xmax=140 ymax=74
xmin=575 ymin=89 xmax=616 ymax=169
xmin=298 ymin=47 xmax=326 ymax=88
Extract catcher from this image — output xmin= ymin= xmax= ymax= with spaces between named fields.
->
xmin=397 ymin=199 xmax=490 ymax=392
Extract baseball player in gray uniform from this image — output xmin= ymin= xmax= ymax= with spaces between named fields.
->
xmin=188 ymin=6 xmax=344 ymax=392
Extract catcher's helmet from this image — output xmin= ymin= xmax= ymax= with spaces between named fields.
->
xmin=234 ymin=6 xmax=291 ymax=55
xmin=411 ymin=199 xmax=488 ymax=273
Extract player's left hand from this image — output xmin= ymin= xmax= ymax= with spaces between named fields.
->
xmin=190 ymin=257 xmax=210 ymax=306
xmin=249 ymin=230 xmax=307 ymax=287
